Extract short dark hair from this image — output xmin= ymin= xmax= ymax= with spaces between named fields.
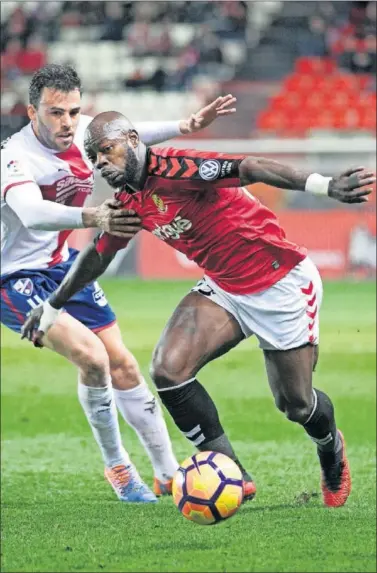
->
xmin=29 ymin=63 xmax=82 ymax=108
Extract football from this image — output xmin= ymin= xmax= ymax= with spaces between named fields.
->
xmin=172 ymin=451 xmax=244 ymax=525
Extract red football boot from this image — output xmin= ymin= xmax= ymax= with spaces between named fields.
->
xmin=320 ymin=431 xmax=351 ymax=508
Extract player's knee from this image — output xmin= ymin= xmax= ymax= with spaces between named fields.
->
xmin=73 ymin=339 xmax=110 ymax=381
xmin=109 ymin=351 xmax=141 ymax=390
xmin=150 ymin=346 xmax=194 ymax=388
xmin=275 ymin=394 xmax=313 ymax=424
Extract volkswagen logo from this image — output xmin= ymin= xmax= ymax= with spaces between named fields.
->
xmin=199 ymin=159 xmax=221 ymax=181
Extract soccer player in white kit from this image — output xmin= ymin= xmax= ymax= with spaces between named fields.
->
xmin=0 ymin=64 xmax=238 ymax=502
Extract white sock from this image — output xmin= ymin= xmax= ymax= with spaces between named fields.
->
xmin=78 ymin=382 xmax=131 ymax=469
xmin=114 ymin=380 xmax=179 ymax=482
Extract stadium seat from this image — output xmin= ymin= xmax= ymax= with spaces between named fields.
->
xmin=47 ymin=42 xmax=69 ymax=64
xmin=283 ymin=73 xmax=317 ymax=92
xmin=294 ymin=57 xmax=336 ymax=75
xmin=222 ymin=41 xmax=247 ymax=66
xmin=269 ymin=92 xmax=300 ymax=111
xmin=257 ymin=55 xmax=376 ymax=135
xmin=256 ymin=110 xmax=288 ymax=133
xmin=302 ymin=91 xmax=326 ymax=111
xmin=169 ymin=24 xmax=195 ymax=48
xmin=327 ymin=74 xmax=359 ymax=92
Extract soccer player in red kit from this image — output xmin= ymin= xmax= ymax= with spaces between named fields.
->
xmin=22 ymin=111 xmax=375 ymax=507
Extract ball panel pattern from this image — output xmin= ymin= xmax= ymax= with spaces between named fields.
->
xmin=172 ymin=451 xmax=244 ymax=525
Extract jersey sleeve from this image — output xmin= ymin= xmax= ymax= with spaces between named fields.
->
xmin=148 ymin=147 xmax=246 ymax=191
xmin=1 ymin=147 xmax=36 ymax=200
xmin=94 ymin=232 xmax=131 ymax=256
xmin=135 ymin=121 xmax=181 ymax=145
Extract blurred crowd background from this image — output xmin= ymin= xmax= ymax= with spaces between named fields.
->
xmin=1 ymin=0 xmax=376 ymax=280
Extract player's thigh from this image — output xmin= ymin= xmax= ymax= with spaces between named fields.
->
xmin=0 ymin=271 xmax=109 ymax=366
xmin=64 ymin=280 xmax=116 ymax=333
xmin=1 ymin=274 xmax=50 ymax=334
xmin=96 ymin=322 xmax=142 ymax=389
xmin=151 ymin=291 xmax=244 ymax=384
xmin=263 ymin=344 xmax=315 ymax=418
xmin=251 ymin=257 xmax=322 ymax=417
xmin=41 ymin=312 xmax=109 ymax=372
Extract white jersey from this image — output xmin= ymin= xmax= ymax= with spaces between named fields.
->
xmin=1 ymin=115 xmax=181 ymax=277
xmin=1 ymin=115 xmax=93 ymax=276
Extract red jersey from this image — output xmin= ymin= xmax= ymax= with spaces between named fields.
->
xmin=96 ymin=147 xmax=306 ymax=294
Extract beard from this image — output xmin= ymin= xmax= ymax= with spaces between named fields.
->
xmin=105 ymin=146 xmax=139 ymax=189
xmin=36 ymin=116 xmax=74 ymax=151
xmin=124 ymin=145 xmax=139 ymax=184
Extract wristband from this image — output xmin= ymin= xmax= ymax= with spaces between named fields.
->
xmin=38 ymin=300 xmax=62 ymax=333
xmin=305 ymin=173 xmax=332 ymax=196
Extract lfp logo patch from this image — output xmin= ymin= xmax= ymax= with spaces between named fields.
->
xmin=7 ymin=159 xmax=23 ymax=175
xmin=13 ymin=278 xmax=34 ymax=297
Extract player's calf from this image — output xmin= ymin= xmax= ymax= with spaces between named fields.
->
xmin=99 ymin=324 xmax=179 ymax=484
xmin=303 ymin=389 xmax=351 ymax=506
xmin=152 ymin=372 xmax=255 ymax=491
xmin=275 ymin=384 xmax=349 ymax=506
xmin=264 ymin=345 xmax=350 ymax=506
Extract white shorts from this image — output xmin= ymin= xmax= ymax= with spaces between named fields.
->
xmin=191 ymin=257 xmax=323 ymax=351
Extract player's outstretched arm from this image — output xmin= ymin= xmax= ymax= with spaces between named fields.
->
xmin=6 ymin=180 xmax=142 ymax=237
xmin=135 ymin=95 xmax=237 ymax=145
xmin=239 ymin=157 xmax=375 ymax=203
xmin=21 ymin=241 xmax=116 ymax=347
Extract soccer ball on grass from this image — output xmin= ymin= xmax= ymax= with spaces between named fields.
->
xmin=172 ymin=451 xmax=244 ymax=525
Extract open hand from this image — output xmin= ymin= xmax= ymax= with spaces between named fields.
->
xmin=93 ymin=199 xmax=142 ymax=238
xmin=329 ymin=167 xmax=375 ymax=204
xmin=181 ymin=94 xmax=237 ymax=134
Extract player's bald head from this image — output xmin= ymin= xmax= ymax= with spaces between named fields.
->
xmin=83 ymin=111 xmax=142 ymax=189
xmin=85 ymin=111 xmax=136 ymax=145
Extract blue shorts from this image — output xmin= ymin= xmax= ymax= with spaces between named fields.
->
xmin=0 ymin=249 xmax=116 ymax=334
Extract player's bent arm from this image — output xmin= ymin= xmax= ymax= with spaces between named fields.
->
xmin=48 ymin=241 xmax=116 ymax=310
xmin=238 ymin=157 xmax=375 ymax=203
xmin=6 ymin=181 xmax=102 ymax=230
xmin=6 ymin=183 xmax=141 ymax=235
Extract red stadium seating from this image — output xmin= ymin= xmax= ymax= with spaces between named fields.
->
xmin=294 ymin=57 xmax=337 ymax=75
xmin=257 ymin=57 xmax=376 ymax=135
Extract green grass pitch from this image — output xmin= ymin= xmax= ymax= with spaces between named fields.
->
xmin=1 ymin=279 xmax=376 ymax=572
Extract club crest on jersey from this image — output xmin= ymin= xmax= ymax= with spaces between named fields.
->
xmin=151 ymin=193 xmax=167 ymax=213
xmin=13 ymin=278 xmax=33 ymax=297
xmin=199 ymin=159 xmax=221 ymax=181
xmin=7 ymin=159 xmax=23 ymax=177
